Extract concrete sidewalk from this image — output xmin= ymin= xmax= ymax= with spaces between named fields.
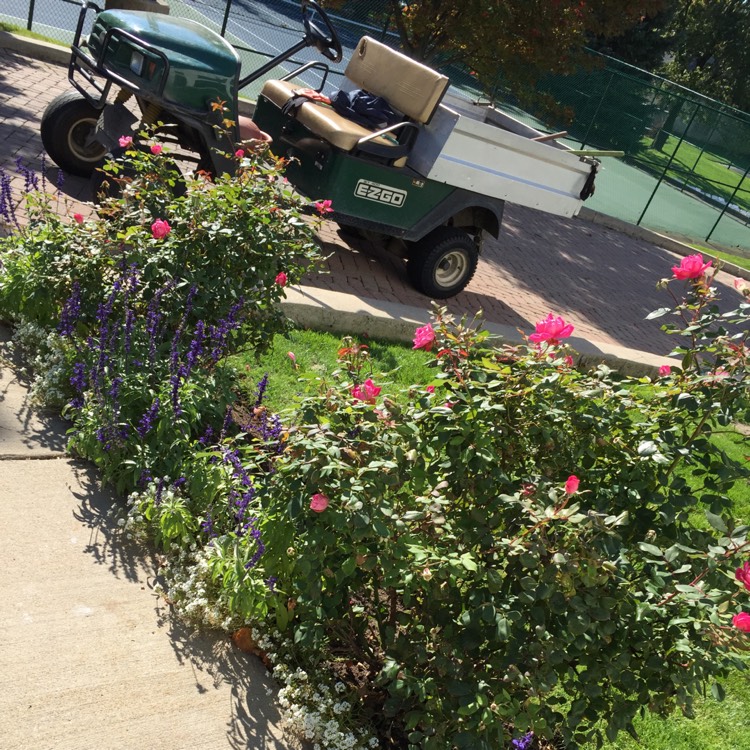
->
xmin=0 ymin=330 xmax=287 ymax=750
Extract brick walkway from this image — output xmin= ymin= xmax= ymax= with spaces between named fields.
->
xmin=1 ymin=46 xmax=742 ymax=357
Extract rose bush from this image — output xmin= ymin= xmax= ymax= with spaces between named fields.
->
xmin=254 ymin=267 xmax=749 ymax=748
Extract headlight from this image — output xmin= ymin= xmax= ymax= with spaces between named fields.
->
xmin=130 ymin=50 xmax=144 ymax=76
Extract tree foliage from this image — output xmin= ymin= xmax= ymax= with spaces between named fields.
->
xmin=659 ymin=0 xmax=750 ymax=112
xmin=329 ymin=0 xmax=666 ymax=98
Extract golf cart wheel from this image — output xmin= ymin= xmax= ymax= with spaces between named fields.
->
xmin=407 ymin=227 xmax=478 ymax=299
xmin=41 ymin=91 xmax=107 ymax=177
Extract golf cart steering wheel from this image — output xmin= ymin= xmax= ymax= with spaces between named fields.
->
xmin=301 ymin=0 xmax=342 ymax=63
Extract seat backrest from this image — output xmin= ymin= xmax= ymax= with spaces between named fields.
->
xmin=344 ymin=36 xmax=449 ymax=124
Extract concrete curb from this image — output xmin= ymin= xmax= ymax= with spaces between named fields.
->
xmin=578 ymin=207 xmax=750 ymax=281
xmin=0 ymin=30 xmax=69 ymax=65
xmin=282 ymin=286 xmax=674 ymax=378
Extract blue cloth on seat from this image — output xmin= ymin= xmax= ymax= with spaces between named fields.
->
xmin=330 ymin=89 xmax=401 ymax=130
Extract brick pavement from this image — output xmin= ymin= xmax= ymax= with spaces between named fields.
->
xmin=1 ymin=45 xmax=743 ymax=357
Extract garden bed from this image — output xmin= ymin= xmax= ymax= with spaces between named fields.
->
xmin=1 ymin=144 xmax=749 ymax=750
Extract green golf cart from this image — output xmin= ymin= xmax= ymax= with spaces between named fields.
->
xmin=41 ymin=0 xmax=599 ymax=298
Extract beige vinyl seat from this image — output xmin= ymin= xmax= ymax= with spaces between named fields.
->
xmin=259 ymin=36 xmax=449 ymax=166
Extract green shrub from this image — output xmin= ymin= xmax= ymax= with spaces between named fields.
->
xmin=256 ymin=271 xmax=749 ymax=748
xmin=0 ymin=139 xmax=322 ymax=491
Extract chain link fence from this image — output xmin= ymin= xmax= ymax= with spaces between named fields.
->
xmin=528 ymin=52 xmax=750 ymax=251
xmin=4 ymin=0 xmax=750 ymax=252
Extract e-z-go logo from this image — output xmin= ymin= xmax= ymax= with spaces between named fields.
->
xmin=354 ymin=179 xmax=407 ymax=207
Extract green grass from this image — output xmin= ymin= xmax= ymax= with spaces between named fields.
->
xmin=0 ymin=21 xmax=66 ymax=45
xmin=632 ymin=134 xmax=750 ymax=215
xmin=593 ymin=668 xmax=750 ymax=750
xmin=683 ymin=242 xmax=750 ymax=272
xmin=229 ymin=328 xmax=434 ymax=415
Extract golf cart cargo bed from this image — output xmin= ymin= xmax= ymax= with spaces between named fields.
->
xmin=410 ymin=105 xmax=598 ymax=218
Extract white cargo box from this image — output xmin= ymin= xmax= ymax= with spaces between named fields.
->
xmin=410 ymin=104 xmax=598 ymax=218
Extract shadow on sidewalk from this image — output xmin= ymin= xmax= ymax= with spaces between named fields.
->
xmin=69 ymin=460 xmax=293 ymax=750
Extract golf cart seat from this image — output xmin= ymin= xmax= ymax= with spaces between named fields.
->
xmin=260 ymin=36 xmax=449 ymax=167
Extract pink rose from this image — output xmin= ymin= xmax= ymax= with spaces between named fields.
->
xmin=529 ymin=314 xmax=574 ymax=345
xmin=73 ymin=213 xmax=84 ymax=224
xmin=150 ymin=143 xmax=163 ymax=155
xmin=733 ymin=612 xmax=750 ymax=633
xmin=275 ymin=271 xmax=288 ymax=287
xmin=412 ymin=324 xmax=436 ymax=351
xmin=426 ymin=385 xmax=435 ymax=394
xmin=658 ymin=365 xmax=672 ymax=377
xmin=235 ymin=149 xmax=245 ymax=159
xmin=564 ymin=475 xmax=580 ymax=494
xmin=314 ymin=199 xmax=333 ymax=215
xmin=736 ymin=562 xmax=750 ymax=592
xmin=672 ymin=254 xmax=712 ymax=280
xmin=734 ymin=278 xmax=749 ymax=294
xmin=151 ymin=219 xmax=171 ymax=239
xmin=310 ymin=493 xmax=329 ymax=512
xmin=351 ymin=378 xmax=381 ymax=404
xmin=564 ymin=355 xmax=574 ymax=367
xmin=118 ymin=135 xmax=133 ymax=148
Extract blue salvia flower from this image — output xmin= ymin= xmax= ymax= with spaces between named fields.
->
xmin=69 ymin=361 xmax=87 ymax=408
xmin=265 ymin=576 xmax=278 ymax=592
xmin=137 ymin=397 xmax=160 ymax=438
xmin=198 ymin=425 xmax=215 ymax=446
xmin=108 ymin=376 xmax=123 ymax=402
xmin=40 ymin=152 xmax=47 ymax=193
xmin=15 ymin=156 xmax=39 ymax=193
xmin=95 ymin=422 xmax=128 ymax=452
xmin=155 ymin=478 xmax=166 ymax=506
xmin=169 ymin=368 xmax=186 ymax=416
xmin=58 ymin=281 xmax=82 ymax=338
xmin=123 ymin=308 xmax=136 ymax=355
xmin=254 ymin=373 xmax=269 ymax=407
xmin=220 ymin=406 xmax=233 ymax=438
xmin=208 ymin=298 xmax=245 ymax=362
xmin=243 ymin=520 xmax=265 ymax=569
xmin=92 ymin=278 xmax=123 ymax=393
xmin=185 ymin=320 xmax=205 ymax=374
xmin=56 ymin=167 xmax=65 ymax=191
xmin=201 ymin=513 xmax=217 ymax=539
xmin=145 ymin=282 xmax=173 ymax=364
xmin=511 ymin=732 xmax=534 ymax=750
xmin=169 ymin=284 xmax=197 ymax=375
xmin=0 ymin=168 xmax=19 ymax=229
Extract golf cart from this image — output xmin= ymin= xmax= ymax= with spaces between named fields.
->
xmin=41 ymin=0 xmax=600 ymax=298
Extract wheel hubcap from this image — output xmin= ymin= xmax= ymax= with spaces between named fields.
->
xmin=67 ymin=117 xmax=106 ymax=163
xmin=434 ymin=249 xmax=468 ymax=288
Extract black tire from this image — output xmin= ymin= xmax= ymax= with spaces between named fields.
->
xmin=40 ymin=91 xmax=107 ymax=177
xmin=407 ymin=227 xmax=479 ymax=299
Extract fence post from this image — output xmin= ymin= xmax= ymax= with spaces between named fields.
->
xmin=637 ymin=103 xmax=699 ymax=226
xmin=26 ymin=0 xmax=36 ymax=31
xmin=706 ymin=163 xmax=750 ymax=242
xmin=380 ymin=12 xmax=392 ymax=41
xmin=220 ymin=0 xmax=232 ymax=37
